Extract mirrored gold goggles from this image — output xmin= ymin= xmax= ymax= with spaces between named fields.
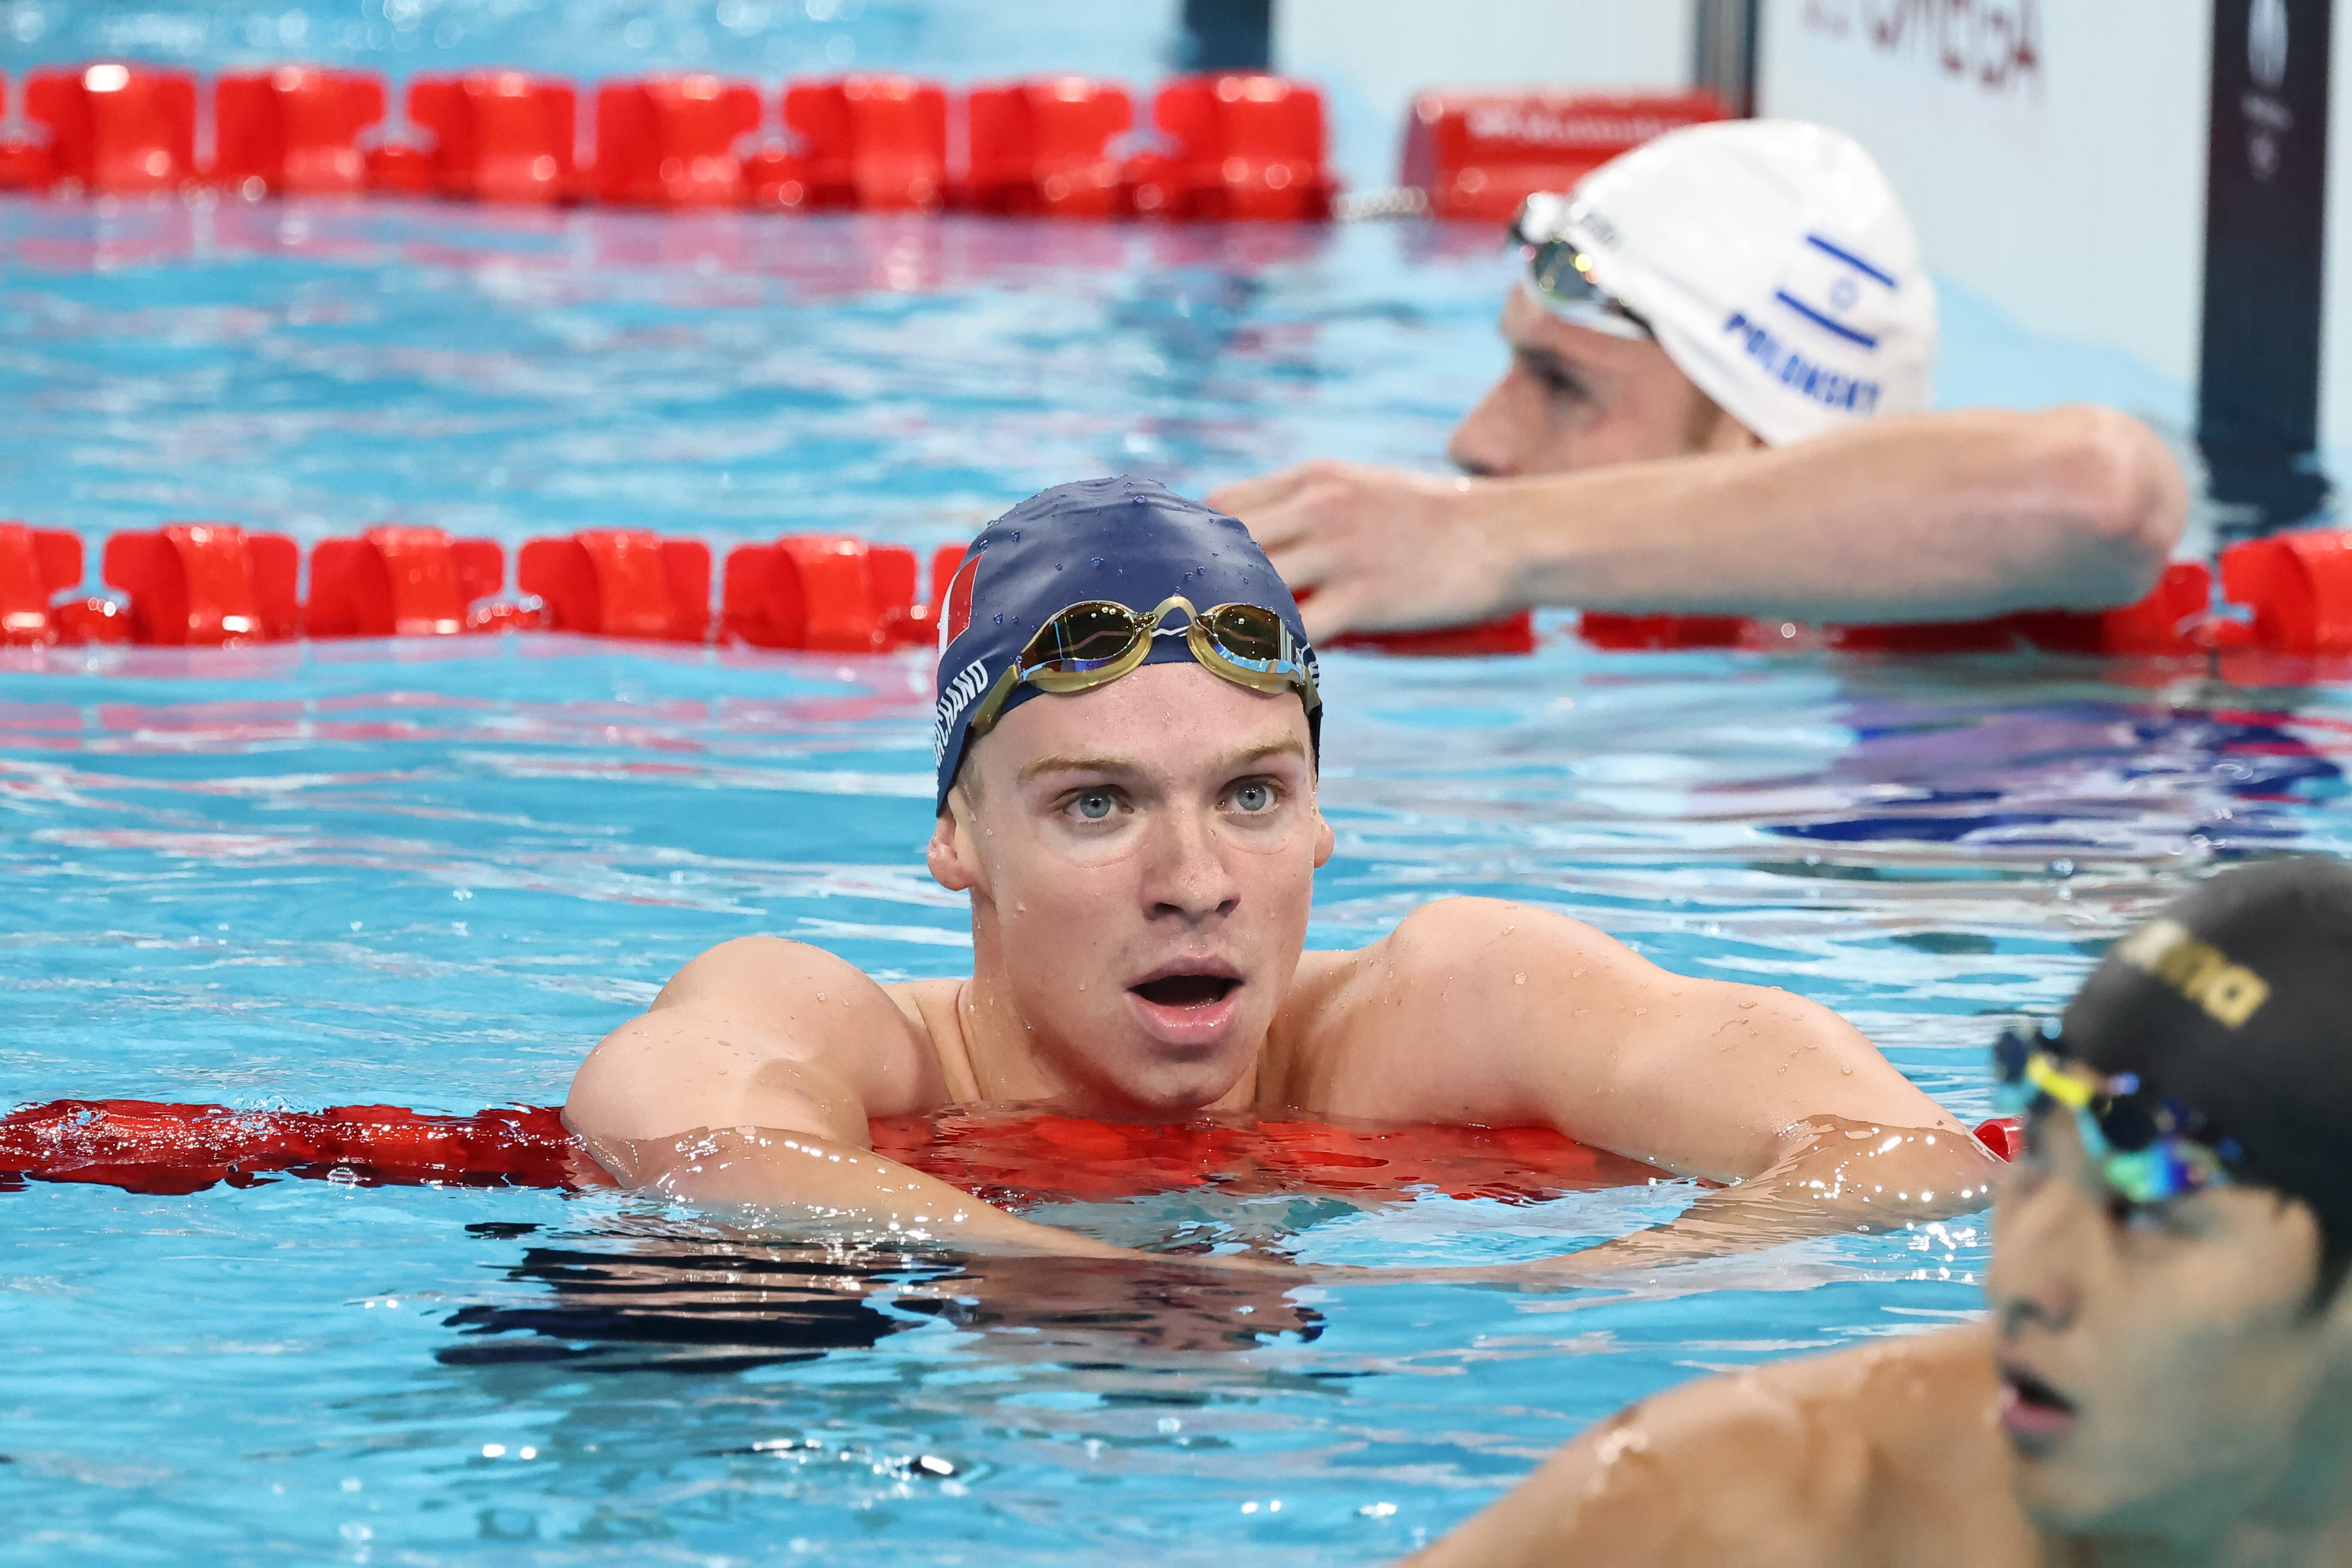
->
xmin=965 ymin=595 xmax=1319 ymax=740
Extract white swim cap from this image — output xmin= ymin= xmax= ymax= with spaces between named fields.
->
xmin=1524 ymin=119 xmax=1936 ymax=447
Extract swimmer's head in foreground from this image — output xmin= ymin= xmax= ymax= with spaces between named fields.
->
xmin=1988 ymin=854 xmax=2352 ymax=1543
xmin=923 ymin=476 xmax=1331 ymax=1115
xmin=1407 ymin=854 xmax=2352 ymax=1568
xmin=1450 ymin=119 xmax=1938 ymax=479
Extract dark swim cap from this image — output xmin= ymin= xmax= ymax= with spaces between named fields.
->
xmin=2063 ymin=856 xmax=2352 ymax=1239
xmin=929 ymin=476 xmax=1319 ymax=814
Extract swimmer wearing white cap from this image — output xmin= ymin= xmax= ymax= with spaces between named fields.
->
xmin=1213 ymin=120 xmax=2186 ymax=637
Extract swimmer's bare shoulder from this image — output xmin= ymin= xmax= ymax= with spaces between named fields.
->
xmin=1403 ymin=1326 xmax=2041 ymax=1568
xmin=1270 ymin=896 xmax=1955 ymax=1163
xmin=564 ymin=936 xmax=952 ymax=1157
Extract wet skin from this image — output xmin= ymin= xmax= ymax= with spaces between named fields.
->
xmin=1406 ymin=1108 xmax=2352 ymax=1567
xmin=565 ymin=661 xmax=1992 ymax=1272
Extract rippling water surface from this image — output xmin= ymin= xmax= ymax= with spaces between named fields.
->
xmin=7 ymin=194 xmax=2352 ymax=1566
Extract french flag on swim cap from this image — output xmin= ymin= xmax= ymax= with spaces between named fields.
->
xmin=929 ymin=476 xmax=1318 ymax=815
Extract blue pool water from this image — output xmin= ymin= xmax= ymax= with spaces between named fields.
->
xmin=8 ymin=164 xmax=2352 ymax=1568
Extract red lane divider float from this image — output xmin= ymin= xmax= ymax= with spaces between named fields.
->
xmin=722 ymin=534 xmax=930 ymax=651
xmin=12 ymin=521 xmax=2352 ymax=663
xmin=771 ymin=73 xmax=950 ymax=213
xmin=0 ymin=1098 xmax=2027 ymax=1202
xmin=306 ymin=525 xmax=511 ymax=637
xmin=1580 ymin=561 xmax=2218 ymax=659
xmin=0 ymin=62 xmax=1358 ymax=219
xmin=595 ymin=73 xmax=763 ymax=209
xmin=214 ymin=65 xmax=385 ymax=198
xmin=518 ymin=528 xmax=711 ymax=642
xmin=102 ymin=523 xmax=300 ymax=646
xmin=400 ymin=71 xmax=582 ymax=204
xmin=0 ymin=522 xmax=92 ymax=646
xmin=0 ymin=1099 xmax=580 ymax=1195
xmin=964 ymin=76 xmax=1133 ymax=218
xmin=1126 ymin=72 xmax=1334 ymax=221
xmin=24 ymin=63 xmax=201 ymax=197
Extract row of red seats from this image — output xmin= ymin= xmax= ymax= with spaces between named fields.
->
xmin=0 ymin=64 xmax=1335 ymax=219
xmin=15 ymin=520 xmax=2352 ymax=660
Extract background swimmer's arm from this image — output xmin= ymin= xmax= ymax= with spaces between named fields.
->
xmin=1211 ymin=406 xmax=2184 ymax=637
xmin=563 ymin=936 xmax=1128 ymax=1258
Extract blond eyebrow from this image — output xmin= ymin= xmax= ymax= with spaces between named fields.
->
xmin=1016 ymin=732 xmax=1308 ymax=787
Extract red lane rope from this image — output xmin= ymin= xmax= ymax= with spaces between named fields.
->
xmin=870 ymin=1110 xmax=1667 ymax=1204
xmin=0 ymin=1098 xmax=2024 ymax=1202
xmin=0 ymin=1099 xmax=580 ymax=1196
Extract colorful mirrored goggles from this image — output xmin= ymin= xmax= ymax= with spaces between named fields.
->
xmin=1510 ymin=193 xmax=1653 ymax=342
xmin=965 ymin=594 xmax=1320 ymax=740
xmin=1994 ymin=1028 xmax=2244 ymax=1204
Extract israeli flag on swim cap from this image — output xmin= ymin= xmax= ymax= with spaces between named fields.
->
xmin=1545 ymin=119 xmax=1936 ymax=447
xmin=930 ymin=476 xmax=1319 ymax=815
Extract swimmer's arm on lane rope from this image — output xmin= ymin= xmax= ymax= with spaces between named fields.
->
xmin=1332 ymin=899 xmax=1999 ymax=1270
xmin=564 ymin=936 xmax=1133 ymax=1260
xmin=1211 ymin=406 xmax=2184 ymax=637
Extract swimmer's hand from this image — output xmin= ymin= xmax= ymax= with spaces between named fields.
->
xmin=1209 ymin=461 xmax=1516 ymax=640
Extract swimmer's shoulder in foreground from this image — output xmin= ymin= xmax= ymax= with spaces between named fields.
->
xmin=1407 ymin=857 xmax=2352 ymax=1567
xmin=566 ymin=478 xmax=1996 ymax=1268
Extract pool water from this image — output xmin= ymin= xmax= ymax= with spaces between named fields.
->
xmin=7 ymin=193 xmax=2352 ymax=1565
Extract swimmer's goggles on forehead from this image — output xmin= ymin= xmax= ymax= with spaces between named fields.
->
xmin=964 ymin=595 xmax=1321 ymax=740
xmin=1994 ymin=1028 xmax=2245 ymax=1204
xmin=1509 ymin=193 xmax=1653 ymax=343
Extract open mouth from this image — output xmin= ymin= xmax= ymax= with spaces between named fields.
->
xmin=1997 ymin=1365 xmax=2078 ymax=1453
xmin=1128 ymin=973 xmax=1241 ymax=1009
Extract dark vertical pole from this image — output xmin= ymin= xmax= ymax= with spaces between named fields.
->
xmin=1693 ymin=0 xmax=1760 ymax=116
xmin=1180 ymin=0 xmax=1273 ymax=73
xmin=2199 ymin=0 xmax=2333 ymax=527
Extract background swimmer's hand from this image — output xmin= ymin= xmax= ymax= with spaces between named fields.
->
xmin=1208 ymin=460 xmax=1521 ymax=640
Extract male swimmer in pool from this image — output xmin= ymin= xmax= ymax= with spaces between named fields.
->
xmin=1212 ymin=120 xmax=2186 ymax=641
xmin=1408 ymin=855 xmax=2352 ymax=1567
xmin=566 ymin=477 xmax=1997 ymax=1266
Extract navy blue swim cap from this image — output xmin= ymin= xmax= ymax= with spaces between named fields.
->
xmin=930 ymin=476 xmax=1319 ymax=814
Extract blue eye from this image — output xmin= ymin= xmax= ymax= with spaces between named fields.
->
xmin=1075 ymin=791 xmax=1115 ymax=820
xmin=1232 ymin=782 xmax=1273 ymax=812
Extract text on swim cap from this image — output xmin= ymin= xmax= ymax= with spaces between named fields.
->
xmin=1721 ymin=310 xmax=1883 ymax=414
xmin=2113 ymin=917 xmax=2272 ymax=1029
xmin=932 ymin=656 xmax=993 ymax=767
